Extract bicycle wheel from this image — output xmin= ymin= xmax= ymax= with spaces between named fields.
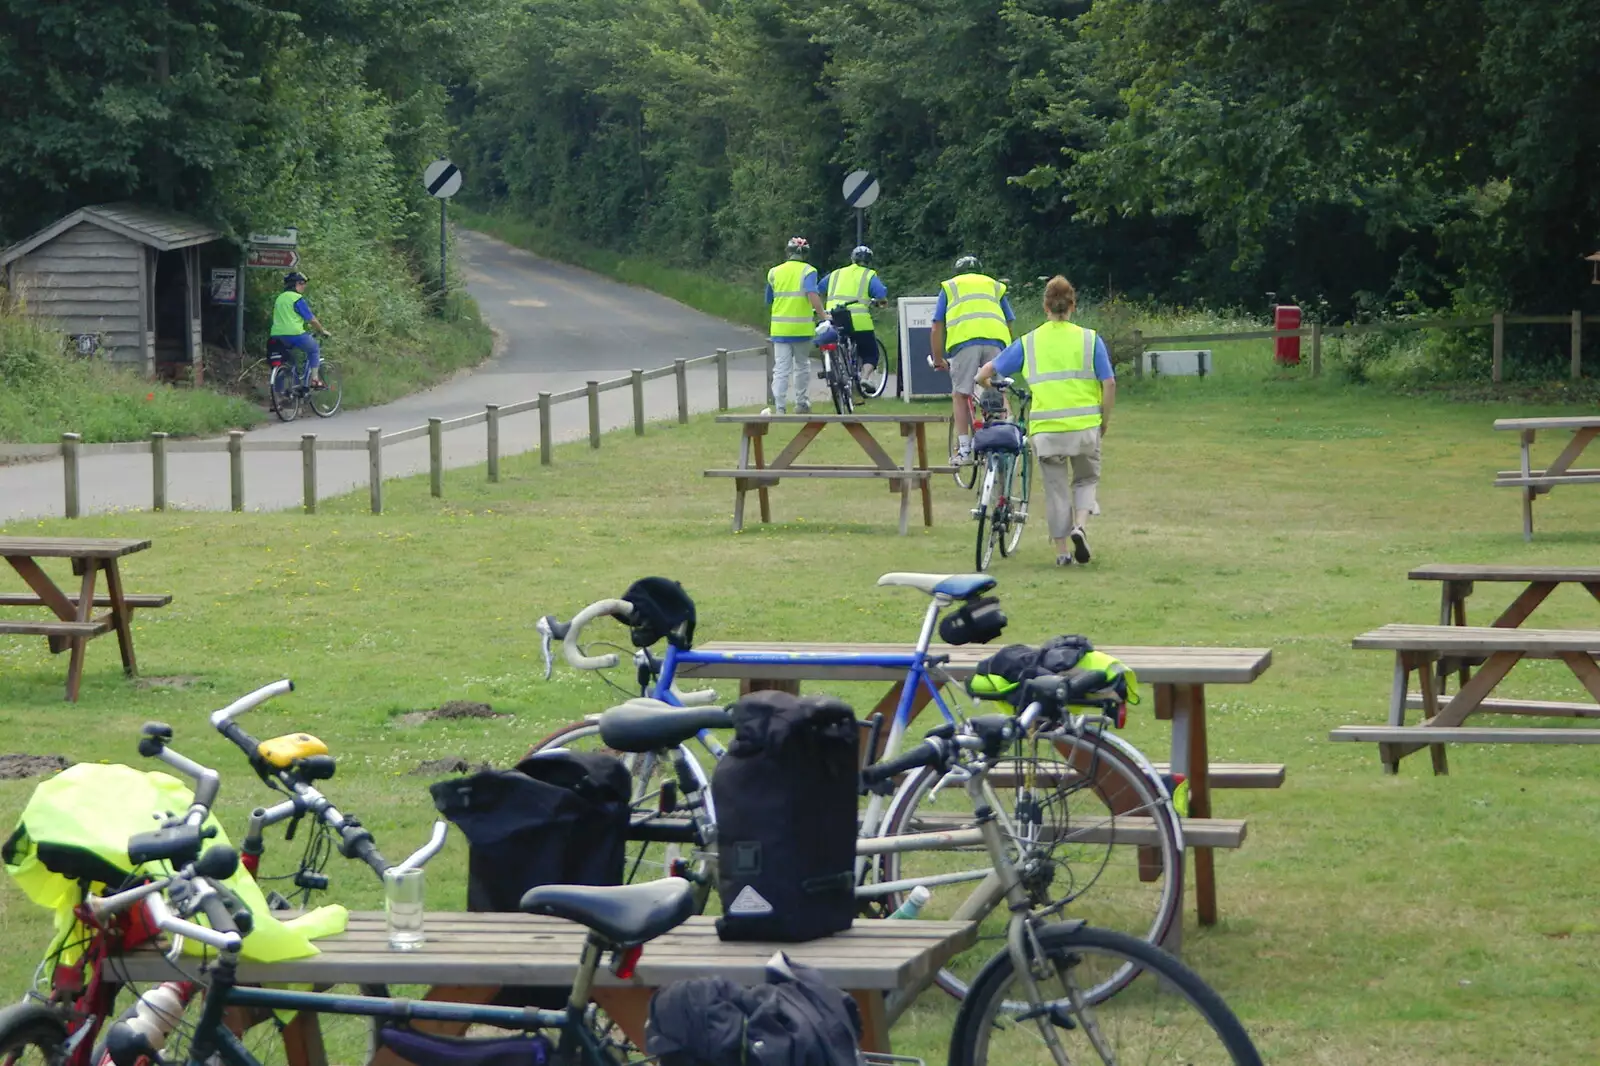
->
xmin=309 ymin=361 xmax=342 ymax=417
xmin=951 ymin=400 xmax=979 ymax=489
xmin=950 ymin=922 xmax=1262 ymax=1066
xmin=1000 ymin=448 xmax=1028 ymax=557
xmin=974 ymin=458 xmax=1000 ymax=571
xmin=846 ymin=339 xmax=868 ymax=402
xmin=826 ymin=352 xmax=852 ymax=415
xmin=863 ymin=350 xmax=891 ymax=398
xmin=0 ymin=1011 xmax=66 ymax=1066
xmin=269 ymin=364 xmax=299 ymax=422
xmin=873 ymin=728 xmax=1182 ymax=1005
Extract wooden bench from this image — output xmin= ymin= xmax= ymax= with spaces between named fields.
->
xmin=707 ymin=414 xmax=950 ymax=535
xmin=113 ymin=912 xmax=977 ymax=1059
xmin=1339 ymin=622 xmax=1600 ymax=773
xmin=0 ymin=592 xmax=172 ymax=609
xmin=1493 ymin=416 xmax=1600 ymax=539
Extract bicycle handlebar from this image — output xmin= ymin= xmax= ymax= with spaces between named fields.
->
xmin=210 ymin=679 xmax=295 ymax=728
xmin=538 ymin=597 xmax=720 ymax=705
xmin=860 ymin=736 xmax=953 ymax=786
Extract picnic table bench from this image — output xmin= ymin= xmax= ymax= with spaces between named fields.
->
xmin=0 ymin=536 xmax=167 ymax=700
xmin=705 ymin=414 xmax=951 ymax=535
xmin=1492 ymin=416 xmax=1600 ymax=539
xmin=1331 ymin=622 xmax=1600 ymax=773
xmin=678 ymin=641 xmax=1278 ymax=929
xmin=113 ymin=912 xmax=977 ymax=1061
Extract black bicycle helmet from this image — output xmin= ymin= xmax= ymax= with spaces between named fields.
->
xmin=283 ymin=272 xmax=308 ymax=288
xmin=621 ymin=577 xmax=697 ymax=650
xmin=851 ymin=245 xmax=873 ymax=266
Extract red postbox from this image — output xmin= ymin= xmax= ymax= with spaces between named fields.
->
xmin=1274 ymin=304 xmax=1301 ymax=366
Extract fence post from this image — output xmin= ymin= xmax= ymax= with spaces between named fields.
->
xmin=486 ymin=404 xmax=500 ymax=482
xmin=675 ymin=359 xmax=689 ymax=424
xmin=301 ymin=434 xmax=317 ymax=514
xmin=1311 ymin=322 xmax=1323 ymax=378
xmin=1131 ymin=330 xmax=1144 ymax=379
xmin=765 ymin=343 xmax=775 ymax=406
xmin=150 ymin=432 xmax=168 ymax=512
xmin=429 ymin=417 xmax=444 ymax=497
xmin=1572 ymin=310 xmax=1583 ymax=381
xmin=538 ymin=392 xmax=552 ymax=465
xmin=716 ymin=348 xmax=730 ymax=411
xmin=228 ymin=430 xmax=244 ymax=513
xmin=631 ymin=369 xmax=645 ymax=436
xmin=368 ymin=428 xmax=383 ymax=514
xmin=61 ymin=433 xmax=80 ymax=519
xmin=587 ymin=381 xmax=601 ymax=449
xmin=1492 ymin=313 xmax=1505 ymax=383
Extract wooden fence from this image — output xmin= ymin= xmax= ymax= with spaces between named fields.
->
xmin=4 ymin=345 xmax=769 ymax=519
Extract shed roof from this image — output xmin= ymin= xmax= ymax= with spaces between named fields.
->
xmin=0 ymin=203 xmax=223 ymax=267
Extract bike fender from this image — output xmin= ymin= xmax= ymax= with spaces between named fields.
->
xmin=0 ymin=1001 xmax=68 ymax=1040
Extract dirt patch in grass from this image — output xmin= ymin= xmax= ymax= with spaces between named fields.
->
xmin=135 ymin=676 xmax=202 ymax=690
xmin=395 ymin=700 xmax=509 ymax=726
xmin=0 ymin=754 xmax=73 ymax=779
xmin=409 ymin=756 xmax=493 ymax=776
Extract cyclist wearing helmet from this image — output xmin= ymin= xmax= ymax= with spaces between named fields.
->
xmin=931 ymin=255 xmax=1015 ymax=464
xmin=270 ymin=272 xmax=332 ymax=386
xmin=765 ymin=237 xmax=826 ymax=413
xmin=820 ymin=245 xmax=889 ymax=391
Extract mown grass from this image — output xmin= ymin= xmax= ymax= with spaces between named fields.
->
xmin=7 ymin=375 xmax=1600 ymax=1062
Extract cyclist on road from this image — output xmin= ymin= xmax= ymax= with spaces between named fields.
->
xmin=765 ymin=237 xmax=826 ymax=414
xmin=977 ymin=275 xmax=1113 ymax=567
xmin=270 ymin=272 xmax=332 ymax=386
xmin=821 ymin=245 xmax=889 ymax=392
xmin=931 ymin=255 xmax=1015 ymax=465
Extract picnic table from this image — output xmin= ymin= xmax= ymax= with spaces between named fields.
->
xmin=0 ymin=536 xmax=167 ymax=700
xmin=677 ymin=641 xmax=1278 ymax=929
xmin=113 ymin=912 xmax=977 ymax=1062
xmin=1492 ymin=415 xmax=1600 ymax=539
xmin=704 ymin=414 xmax=951 ymax=535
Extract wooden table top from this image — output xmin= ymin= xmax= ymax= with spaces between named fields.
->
xmin=1409 ymin=563 xmax=1600 ymax=583
xmin=110 ymin=913 xmax=977 ymax=991
xmin=0 ymin=536 xmax=151 ymax=559
xmin=1353 ymin=623 xmax=1600 ymax=654
xmin=681 ymin=642 xmax=1272 ymax=685
xmin=717 ymin=414 xmax=949 ymax=424
xmin=1493 ymin=416 xmax=1600 ymax=432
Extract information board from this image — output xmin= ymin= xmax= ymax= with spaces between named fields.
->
xmin=896 ymin=296 xmax=949 ymax=401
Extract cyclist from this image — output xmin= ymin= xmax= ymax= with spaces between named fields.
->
xmin=270 ymin=272 xmax=332 ymax=387
xmin=764 ymin=237 xmax=826 ymax=414
xmin=820 ymin=245 xmax=889 ymax=392
xmin=930 ymin=255 xmax=1015 ymax=465
xmin=977 ymin=275 xmax=1113 ymax=567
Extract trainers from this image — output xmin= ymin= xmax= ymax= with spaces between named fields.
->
xmin=1056 ymin=553 xmax=1075 ymax=567
xmin=796 ymin=401 xmax=812 ymax=414
xmin=1070 ymin=526 xmax=1092 ymax=564
xmin=954 ymin=447 xmax=973 ymax=465
xmin=760 ymin=407 xmax=774 ymax=416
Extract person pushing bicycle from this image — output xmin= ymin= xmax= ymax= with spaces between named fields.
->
xmin=820 ymin=245 xmax=889 ymax=393
xmin=270 ymin=272 xmax=333 ymax=387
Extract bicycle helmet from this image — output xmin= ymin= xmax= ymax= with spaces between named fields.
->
xmin=953 ymin=255 xmax=981 ymax=272
xmin=851 ymin=245 xmax=873 ymax=266
xmin=785 ymin=236 xmax=810 ymax=256
xmin=283 ymin=272 xmax=308 ymax=288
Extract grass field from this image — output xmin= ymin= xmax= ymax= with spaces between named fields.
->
xmin=5 ymin=369 xmax=1600 ymax=1063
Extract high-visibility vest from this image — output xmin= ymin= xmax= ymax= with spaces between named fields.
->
xmin=939 ymin=273 xmax=1009 ymax=350
xmin=768 ymin=260 xmax=817 ymax=341
xmin=825 ymin=265 xmax=879 ymax=332
xmin=1022 ymin=320 xmax=1102 ymax=433
xmin=271 ymin=290 xmax=307 ymax=337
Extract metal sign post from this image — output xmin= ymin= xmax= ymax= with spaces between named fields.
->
xmin=424 ymin=159 xmax=463 ymax=300
xmin=842 ymin=170 xmax=880 ymax=247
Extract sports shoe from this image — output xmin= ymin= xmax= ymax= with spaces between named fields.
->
xmin=796 ymin=401 xmax=812 ymax=414
xmin=1056 ymin=553 xmax=1075 ymax=567
xmin=954 ymin=446 xmax=973 ymax=465
xmin=1070 ymin=526 xmax=1092 ymax=564
xmin=761 ymin=407 xmax=774 ymax=416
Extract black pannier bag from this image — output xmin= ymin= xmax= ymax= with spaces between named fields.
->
xmin=713 ymin=691 xmax=859 ymax=942
xmin=972 ymin=421 xmax=1025 ymax=454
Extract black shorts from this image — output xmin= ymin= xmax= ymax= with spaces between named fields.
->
xmin=852 ymin=330 xmax=879 ymax=367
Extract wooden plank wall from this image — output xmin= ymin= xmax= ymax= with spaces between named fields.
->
xmin=12 ymin=223 xmax=144 ymax=364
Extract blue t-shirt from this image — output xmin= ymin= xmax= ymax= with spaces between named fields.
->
xmin=818 ymin=271 xmax=889 ymax=303
xmin=932 ymin=288 xmax=1016 ymax=355
xmin=991 ymin=333 xmax=1114 ymax=380
xmin=294 ymin=297 xmax=314 ymax=322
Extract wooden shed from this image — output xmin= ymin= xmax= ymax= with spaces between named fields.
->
xmin=0 ymin=203 xmax=228 ymax=382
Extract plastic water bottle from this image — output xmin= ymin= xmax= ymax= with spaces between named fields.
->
xmin=889 ymin=885 xmax=932 ymax=920
xmin=124 ymin=983 xmax=187 ymax=1050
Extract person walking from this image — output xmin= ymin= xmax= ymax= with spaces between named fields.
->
xmin=765 ymin=237 xmax=826 ymax=413
xmin=930 ymin=256 xmax=1015 ymax=464
xmin=821 ymin=245 xmax=888 ymax=392
xmin=976 ymin=276 xmax=1114 ymax=567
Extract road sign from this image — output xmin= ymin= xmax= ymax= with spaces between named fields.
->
xmin=842 ymin=170 xmax=880 ymax=209
xmin=424 ymin=159 xmax=462 ymax=199
xmin=246 ymin=247 xmax=299 ymax=269
xmin=248 ymin=228 xmax=298 ymax=247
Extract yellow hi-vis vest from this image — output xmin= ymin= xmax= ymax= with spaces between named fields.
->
xmin=825 ymin=265 xmax=878 ymax=332
xmin=768 ymin=260 xmax=817 ymax=341
xmin=939 ymin=273 xmax=1009 ymax=350
xmin=1022 ymin=320 xmax=1102 ymax=433
xmin=271 ymin=290 xmax=307 ymax=337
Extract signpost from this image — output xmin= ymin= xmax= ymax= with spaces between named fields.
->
xmin=424 ymin=159 xmax=462 ymax=299
xmin=245 ymin=247 xmax=299 ymax=269
xmin=842 ymin=170 xmax=880 ymax=247
xmin=241 ymin=226 xmax=299 ymax=355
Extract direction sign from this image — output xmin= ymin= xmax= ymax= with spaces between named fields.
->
xmin=424 ymin=159 xmax=462 ymax=200
xmin=248 ymin=228 xmax=298 ymax=247
xmin=246 ymin=247 xmax=300 ymax=269
xmin=842 ymin=170 xmax=880 ymax=209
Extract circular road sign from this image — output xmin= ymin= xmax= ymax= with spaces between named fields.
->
xmin=842 ymin=170 xmax=880 ymax=209
xmin=424 ymin=159 xmax=463 ymax=200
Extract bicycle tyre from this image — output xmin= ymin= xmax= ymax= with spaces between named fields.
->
xmin=999 ymin=451 xmax=1026 ymax=557
xmin=310 ymin=361 xmax=343 ymax=417
xmin=846 ymin=339 xmax=868 ymax=402
xmin=875 ymin=729 xmax=1183 ymax=1006
xmin=0 ymin=1009 xmax=67 ymax=1066
xmin=269 ymin=364 xmax=299 ymax=422
xmin=950 ymin=922 xmax=1263 ymax=1066
xmin=863 ymin=351 xmax=890 ymax=398
xmin=974 ymin=504 xmax=993 ymax=571
xmin=950 ymin=405 xmax=979 ymax=489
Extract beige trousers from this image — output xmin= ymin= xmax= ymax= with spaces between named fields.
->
xmin=1034 ymin=427 xmax=1101 ymax=538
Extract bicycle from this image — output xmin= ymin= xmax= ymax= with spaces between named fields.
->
xmin=267 ymin=340 xmax=342 ymax=422
xmin=971 ymin=377 xmax=1032 ymax=570
xmin=817 ymin=308 xmax=860 ymax=414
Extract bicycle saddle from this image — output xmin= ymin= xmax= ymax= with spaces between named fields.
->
xmin=877 ymin=572 xmax=997 ymax=599
xmin=598 ymin=698 xmax=731 ymax=753
xmin=521 ymin=877 xmax=696 ymax=946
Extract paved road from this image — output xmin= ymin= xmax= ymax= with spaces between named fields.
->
xmin=0 ymin=231 xmax=777 ymax=522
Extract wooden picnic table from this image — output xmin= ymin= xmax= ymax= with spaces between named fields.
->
xmin=113 ymin=912 xmax=977 ymax=1061
xmin=0 ymin=536 xmax=164 ymax=701
xmin=1492 ymin=415 xmax=1600 ymax=539
xmin=678 ymin=641 xmax=1277 ymax=929
xmin=704 ymin=414 xmax=951 ymax=535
